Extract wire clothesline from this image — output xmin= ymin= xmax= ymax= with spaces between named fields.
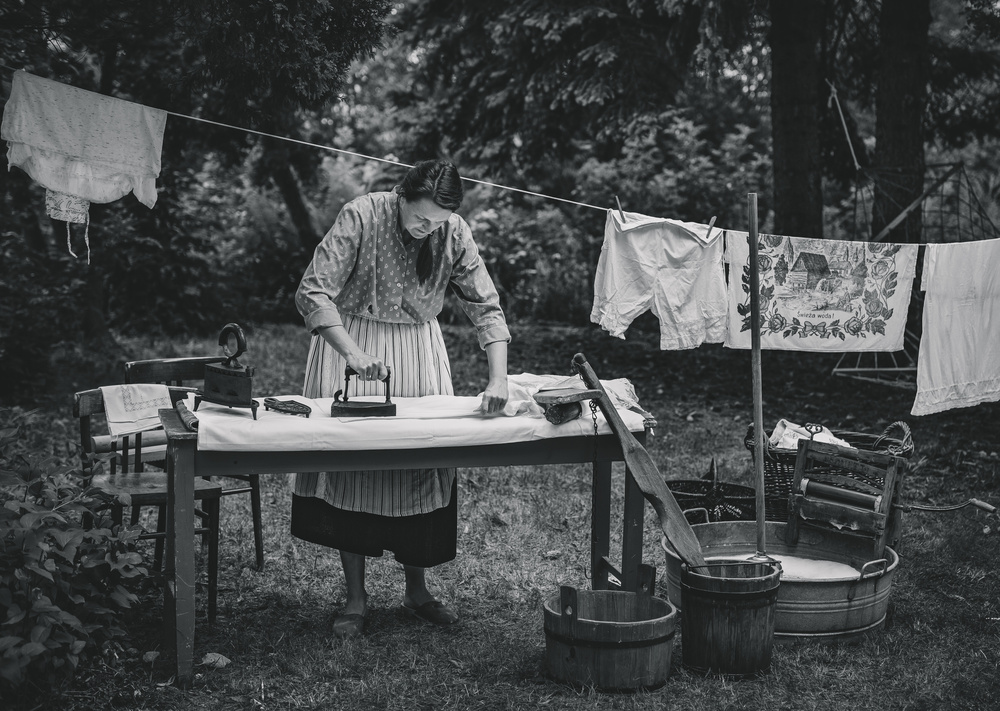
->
xmin=0 ymin=63 xmax=608 ymax=214
xmin=167 ymin=111 xmax=608 ymax=212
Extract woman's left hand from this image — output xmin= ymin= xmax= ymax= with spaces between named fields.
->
xmin=480 ymin=376 xmax=509 ymax=415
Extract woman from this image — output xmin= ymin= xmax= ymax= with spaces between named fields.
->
xmin=292 ymin=159 xmax=510 ymax=639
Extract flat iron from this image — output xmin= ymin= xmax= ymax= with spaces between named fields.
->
xmin=194 ymin=322 xmax=258 ymax=419
xmin=330 ymin=366 xmax=396 ymax=417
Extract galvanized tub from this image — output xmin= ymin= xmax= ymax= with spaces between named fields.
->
xmin=661 ymin=521 xmax=899 ymax=641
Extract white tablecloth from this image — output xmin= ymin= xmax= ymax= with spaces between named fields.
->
xmin=184 ymin=393 xmax=646 ymax=452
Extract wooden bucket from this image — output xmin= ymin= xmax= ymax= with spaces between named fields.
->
xmin=680 ymin=560 xmax=781 ymax=677
xmin=543 ymin=565 xmax=677 ymax=690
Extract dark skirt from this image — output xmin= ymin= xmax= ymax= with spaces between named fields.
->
xmin=290 ymin=477 xmax=457 ymax=568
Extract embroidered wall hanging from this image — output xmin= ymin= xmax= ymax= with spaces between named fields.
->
xmin=724 ymin=231 xmax=919 ymax=352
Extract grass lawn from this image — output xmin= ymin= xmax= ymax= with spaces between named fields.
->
xmin=5 ymin=317 xmax=999 ymax=710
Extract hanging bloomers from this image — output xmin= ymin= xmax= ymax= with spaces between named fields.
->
xmin=1 ymin=70 xmax=167 ymax=262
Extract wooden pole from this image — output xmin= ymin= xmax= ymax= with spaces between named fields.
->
xmin=747 ymin=193 xmax=768 ymax=558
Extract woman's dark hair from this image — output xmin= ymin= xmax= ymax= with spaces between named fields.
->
xmin=398 ymin=159 xmax=464 ymax=284
xmin=398 ymin=159 xmax=464 ymax=211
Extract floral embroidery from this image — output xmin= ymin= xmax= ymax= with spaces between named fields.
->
xmin=734 ymin=234 xmax=910 ymax=345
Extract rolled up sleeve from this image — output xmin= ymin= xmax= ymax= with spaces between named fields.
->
xmin=449 ymin=220 xmax=511 ymax=349
xmin=295 ymin=204 xmax=363 ymax=333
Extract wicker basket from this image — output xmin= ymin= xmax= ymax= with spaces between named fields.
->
xmin=743 ymin=421 xmax=914 ymax=521
xmin=666 ymin=479 xmax=756 ymax=523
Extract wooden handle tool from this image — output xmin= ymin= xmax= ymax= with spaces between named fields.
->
xmin=572 ymin=353 xmax=707 ymax=568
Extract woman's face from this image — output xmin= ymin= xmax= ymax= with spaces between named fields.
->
xmin=399 ymin=196 xmax=452 ymax=240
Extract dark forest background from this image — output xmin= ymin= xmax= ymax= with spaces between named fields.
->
xmin=2 ymin=0 xmax=1000 ymax=404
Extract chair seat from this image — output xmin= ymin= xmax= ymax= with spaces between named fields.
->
xmin=92 ymin=470 xmax=223 ymax=506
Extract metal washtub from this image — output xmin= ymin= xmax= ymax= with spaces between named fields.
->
xmin=661 ymin=521 xmax=899 ymax=641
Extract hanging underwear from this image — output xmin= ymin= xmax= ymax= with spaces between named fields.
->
xmin=591 ymin=210 xmax=726 ymax=350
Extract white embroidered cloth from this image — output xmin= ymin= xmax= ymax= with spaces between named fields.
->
xmin=768 ymin=419 xmax=851 ymax=451
xmin=1 ymin=71 xmax=167 ymax=208
xmin=724 ymin=231 xmax=919 ymax=352
xmin=186 ymin=393 xmax=647 ymax=452
xmin=475 ymin=372 xmax=639 ymax=417
xmin=100 ymin=384 xmax=173 ymax=438
xmin=911 ymin=238 xmax=1000 ymax=415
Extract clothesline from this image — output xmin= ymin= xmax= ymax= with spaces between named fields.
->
xmin=166 ymin=111 xmax=609 ymax=212
xmin=0 ymin=64 xmax=608 ymax=214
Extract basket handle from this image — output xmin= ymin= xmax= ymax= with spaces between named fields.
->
xmin=683 ymin=507 xmax=711 ymax=525
xmin=874 ymin=421 xmax=912 ymax=455
xmin=743 ymin=422 xmax=779 ymax=459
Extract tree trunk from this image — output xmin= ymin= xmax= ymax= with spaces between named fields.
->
xmin=769 ymin=0 xmax=825 ymax=239
xmin=264 ymin=143 xmax=321 ymax=251
xmin=871 ymin=0 xmax=931 ymax=243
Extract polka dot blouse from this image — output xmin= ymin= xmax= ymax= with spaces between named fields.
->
xmin=296 ymin=191 xmax=510 ymax=349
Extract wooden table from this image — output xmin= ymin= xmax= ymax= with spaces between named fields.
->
xmin=159 ymin=406 xmax=649 ymax=688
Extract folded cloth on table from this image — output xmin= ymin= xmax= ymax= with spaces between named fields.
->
xmin=176 ymin=400 xmax=200 ymax=431
xmin=475 ymin=372 xmax=640 ymax=417
xmin=769 ymin=419 xmax=851 ymax=451
xmin=99 ymin=384 xmax=172 ymax=438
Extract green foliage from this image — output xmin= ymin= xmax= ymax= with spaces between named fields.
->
xmin=397 ymin=0 xmax=745 ymax=177
xmin=573 ymin=100 xmax=772 ymax=230
xmin=0 ymin=409 xmax=148 ymax=694
xmin=0 ymin=0 xmax=395 ymax=370
xmin=464 ymin=201 xmax=597 ymax=325
xmin=0 ymin=233 xmax=91 ymax=403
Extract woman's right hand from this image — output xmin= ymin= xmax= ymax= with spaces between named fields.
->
xmin=346 ymin=352 xmax=388 ymax=381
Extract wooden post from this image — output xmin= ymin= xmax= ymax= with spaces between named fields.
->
xmin=622 ymin=464 xmax=645 ymax=591
xmin=747 ymin=193 xmax=768 ymax=558
xmin=591 ymin=460 xmax=612 ymax=590
xmin=161 ymin=408 xmax=198 ymax=690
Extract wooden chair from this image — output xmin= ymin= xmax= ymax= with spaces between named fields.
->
xmin=74 ymin=385 xmax=220 ymax=622
xmin=124 ymin=356 xmax=265 ymax=570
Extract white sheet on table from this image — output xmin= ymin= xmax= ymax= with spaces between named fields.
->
xmin=185 ymin=393 xmax=647 ymax=452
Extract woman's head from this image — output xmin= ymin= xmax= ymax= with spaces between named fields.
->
xmin=396 ymin=160 xmax=465 ymax=283
xmin=398 ymin=159 xmax=464 ymax=211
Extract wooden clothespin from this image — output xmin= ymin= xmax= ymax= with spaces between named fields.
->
xmin=614 ymin=195 xmax=627 ymax=223
xmin=704 ymin=215 xmax=718 ymax=241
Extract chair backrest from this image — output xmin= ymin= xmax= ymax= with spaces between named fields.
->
xmin=124 ymin=356 xmax=225 ymax=387
xmin=73 ymin=386 xmax=194 ymax=477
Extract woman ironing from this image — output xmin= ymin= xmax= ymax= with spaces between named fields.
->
xmin=292 ymin=159 xmax=510 ymax=639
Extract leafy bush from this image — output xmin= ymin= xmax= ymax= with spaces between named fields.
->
xmin=0 ymin=408 xmax=148 ymax=693
xmin=0 ymin=233 xmax=92 ymax=403
xmin=465 ymin=202 xmax=599 ymax=325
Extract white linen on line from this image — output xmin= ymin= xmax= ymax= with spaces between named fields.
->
xmin=911 ymin=237 xmax=1000 ymax=416
xmin=186 ymin=393 xmax=647 ymax=452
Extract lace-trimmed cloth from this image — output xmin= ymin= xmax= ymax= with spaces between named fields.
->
xmin=1 ymin=70 xmax=167 ymax=260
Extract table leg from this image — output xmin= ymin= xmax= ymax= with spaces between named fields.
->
xmin=166 ymin=434 xmax=197 ymax=689
xmin=590 ymin=460 xmax=612 ymax=590
xmin=622 ymin=464 xmax=645 ymax=591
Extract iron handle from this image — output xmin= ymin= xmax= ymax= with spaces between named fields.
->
xmin=218 ymin=322 xmax=247 ymax=361
xmin=339 ymin=366 xmax=393 ymax=404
